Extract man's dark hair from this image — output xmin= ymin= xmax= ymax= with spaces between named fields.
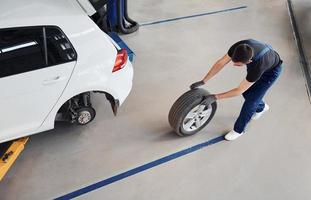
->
xmin=232 ymin=44 xmax=253 ymax=63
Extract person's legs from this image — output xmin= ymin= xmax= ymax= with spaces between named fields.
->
xmin=252 ymin=100 xmax=270 ymax=120
xmin=226 ymin=65 xmax=282 ymax=141
xmin=255 ymin=65 xmax=282 ymax=113
xmin=233 ymin=65 xmax=282 ymax=133
xmin=256 ymin=100 xmax=265 ymax=112
xmin=243 ymin=86 xmax=266 ymax=113
xmin=234 ymin=99 xmax=259 ymax=133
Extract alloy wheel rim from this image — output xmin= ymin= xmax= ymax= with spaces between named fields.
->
xmin=182 ymin=104 xmax=212 ymax=132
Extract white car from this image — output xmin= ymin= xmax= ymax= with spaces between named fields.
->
xmin=0 ymin=0 xmax=134 ymax=143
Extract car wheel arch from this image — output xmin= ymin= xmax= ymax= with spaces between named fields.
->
xmin=53 ymin=90 xmax=118 ymax=122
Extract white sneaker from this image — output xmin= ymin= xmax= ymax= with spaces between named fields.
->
xmin=252 ymin=103 xmax=270 ymax=120
xmin=225 ymin=130 xmax=244 ymax=141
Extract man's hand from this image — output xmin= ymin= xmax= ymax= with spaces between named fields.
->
xmin=201 ymin=94 xmax=217 ymax=105
xmin=190 ymin=80 xmax=205 ymax=90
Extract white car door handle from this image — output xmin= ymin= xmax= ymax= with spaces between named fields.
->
xmin=42 ymin=76 xmax=63 ymax=85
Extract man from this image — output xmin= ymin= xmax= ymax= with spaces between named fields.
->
xmin=190 ymin=39 xmax=283 ymax=141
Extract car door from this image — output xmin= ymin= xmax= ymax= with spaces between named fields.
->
xmin=0 ymin=26 xmax=77 ymax=142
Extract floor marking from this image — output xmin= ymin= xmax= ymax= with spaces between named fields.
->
xmin=140 ymin=6 xmax=247 ymax=27
xmin=55 ymin=135 xmax=225 ymax=199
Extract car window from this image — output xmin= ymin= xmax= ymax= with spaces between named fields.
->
xmin=0 ymin=27 xmax=76 ymax=78
xmin=45 ymin=27 xmax=77 ymax=66
xmin=0 ymin=28 xmax=45 ymax=78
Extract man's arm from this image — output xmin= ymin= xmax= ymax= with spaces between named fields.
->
xmin=202 ymin=54 xmax=231 ymax=82
xmin=215 ymin=79 xmax=254 ymax=100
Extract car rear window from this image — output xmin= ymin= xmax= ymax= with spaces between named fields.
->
xmin=45 ymin=27 xmax=77 ymax=66
xmin=0 ymin=26 xmax=77 ymax=78
xmin=0 ymin=28 xmax=46 ymax=78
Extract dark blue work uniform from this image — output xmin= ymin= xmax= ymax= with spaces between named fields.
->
xmin=228 ymin=39 xmax=283 ymax=133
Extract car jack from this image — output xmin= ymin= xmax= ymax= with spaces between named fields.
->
xmin=0 ymin=137 xmax=29 ymax=181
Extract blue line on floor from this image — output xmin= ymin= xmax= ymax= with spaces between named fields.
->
xmin=140 ymin=6 xmax=247 ymax=27
xmin=55 ymin=135 xmax=225 ymax=200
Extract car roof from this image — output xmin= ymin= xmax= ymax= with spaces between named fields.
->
xmin=0 ymin=0 xmax=87 ymax=30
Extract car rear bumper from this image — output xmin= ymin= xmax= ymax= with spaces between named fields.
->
xmin=108 ymin=60 xmax=134 ymax=105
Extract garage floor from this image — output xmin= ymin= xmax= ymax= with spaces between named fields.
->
xmin=1 ymin=0 xmax=311 ymax=199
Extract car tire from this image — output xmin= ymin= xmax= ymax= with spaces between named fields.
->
xmin=168 ymin=89 xmax=217 ymax=136
xmin=76 ymin=107 xmax=96 ymax=125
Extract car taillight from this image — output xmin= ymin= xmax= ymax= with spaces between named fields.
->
xmin=112 ymin=49 xmax=128 ymax=73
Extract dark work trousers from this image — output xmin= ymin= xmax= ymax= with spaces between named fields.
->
xmin=233 ymin=64 xmax=283 ymax=133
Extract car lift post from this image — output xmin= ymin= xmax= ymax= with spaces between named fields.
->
xmin=90 ymin=0 xmax=137 ymax=61
xmin=106 ymin=0 xmax=139 ymax=34
xmin=105 ymin=0 xmax=138 ymax=62
xmin=0 ymin=138 xmax=29 ymax=181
